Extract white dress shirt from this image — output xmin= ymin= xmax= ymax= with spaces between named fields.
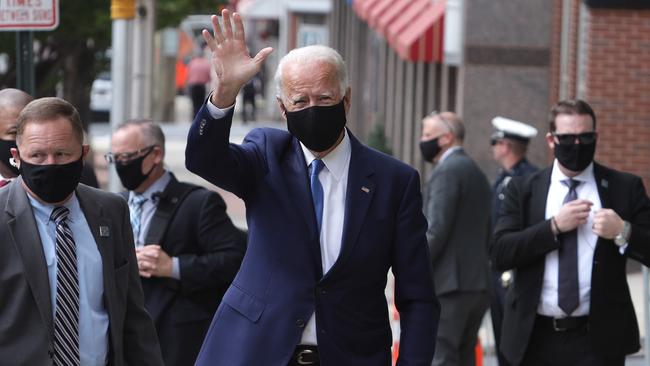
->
xmin=538 ymin=161 xmax=601 ymax=317
xmin=299 ymin=130 xmax=351 ymax=345
xmin=205 ymin=99 xmax=352 ymax=345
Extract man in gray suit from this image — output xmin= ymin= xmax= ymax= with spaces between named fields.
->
xmin=420 ymin=111 xmax=492 ymax=366
xmin=0 ymin=97 xmax=163 ymax=366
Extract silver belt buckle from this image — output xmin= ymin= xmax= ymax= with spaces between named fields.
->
xmin=552 ymin=318 xmax=567 ymax=331
xmin=297 ymin=349 xmax=315 ymax=365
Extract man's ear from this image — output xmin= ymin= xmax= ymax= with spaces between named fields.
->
xmin=10 ymin=147 xmax=20 ymax=168
xmin=546 ymin=132 xmax=555 ymax=150
xmin=276 ymin=96 xmax=287 ymax=120
xmin=152 ymin=145 xmax=164 ymax=165
xmin=343 ymin=87 xmax=352 ymax=114
xmin=82 ymin=145 xmax=90 ymax=161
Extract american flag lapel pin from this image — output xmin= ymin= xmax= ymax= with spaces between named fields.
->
xmin=99 ymin=225 xmax=110 ymax=238
xmin=601 ymin=179 xmax=609 ymax=188
xmin=361 ymin=186 xmax=370 ymax=194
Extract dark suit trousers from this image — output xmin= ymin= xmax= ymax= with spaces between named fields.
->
xmin=521 ymin=316 xmax=624 ymax=366
xmin=433 ymin=291 xmax=490 ymax=366
xmin=158 ymin=319 xmax=210 ymax=366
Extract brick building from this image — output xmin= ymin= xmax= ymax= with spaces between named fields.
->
xmin=331 ymin=0 xmax=650 ymax=185
xmin=553 ymin=0 xmax=650 ymax=187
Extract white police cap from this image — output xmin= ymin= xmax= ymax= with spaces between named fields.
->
xmin=491 ymin=116 xmax=538 ymax=143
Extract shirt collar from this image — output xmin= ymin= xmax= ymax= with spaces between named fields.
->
xmin=27 ymin=190 xmax=81 ymax=224
xmin=129 ymin=170 xmax=171 ymax=202
xmin=551 ymin=159 xmax=595 ymax=184
xmin=300 ymin=129 xmax=351 ymax=182
xmin=439 ymin=146 xmax=463 ymax=164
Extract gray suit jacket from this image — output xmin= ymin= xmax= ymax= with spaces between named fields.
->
xmin=424 ymin=148 xmax=492 ymax=295
xmin=0 ymin=178 xmax=163 ymax=366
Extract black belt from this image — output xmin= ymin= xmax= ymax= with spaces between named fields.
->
xmin=290 ymin=345 xmax=319 ymax=365
xmin=536 ymin=315 xmax=589 ymax=332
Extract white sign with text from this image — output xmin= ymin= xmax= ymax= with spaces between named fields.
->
xmin=0 ymin=0 xmax=59 ymax=31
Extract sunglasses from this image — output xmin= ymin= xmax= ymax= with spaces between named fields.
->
xmin=551 ymin=132 xmax=597 ymax=146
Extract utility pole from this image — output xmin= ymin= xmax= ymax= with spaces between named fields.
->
xmin=109 ymin=0 xmax=136 ymax=192
xmin=130 ymin=0 xmax=155 ymax=119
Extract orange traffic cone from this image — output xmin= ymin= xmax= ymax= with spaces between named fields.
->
xmin=475 ymin=336 xmax=483 ymax=366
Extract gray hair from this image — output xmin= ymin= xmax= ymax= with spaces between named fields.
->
xmin=274 ymin=45 xmax=348 ymax=101
xmin=115 ymin=119 xmax=166 ymax=156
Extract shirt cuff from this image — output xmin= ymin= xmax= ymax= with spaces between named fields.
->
xmin=171 ymin=257 xmax=181 ymax=280
xmin=619 ymin=243 xmax=628 ymax=255
xmin=206 ymin=97 xmax=235 ymax=119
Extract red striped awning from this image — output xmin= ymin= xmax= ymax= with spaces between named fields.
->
xmin=393 ymin=0 xmax=445 ymax=62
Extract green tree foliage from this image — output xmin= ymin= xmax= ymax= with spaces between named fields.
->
xmin=0 ymin=0 xmax=226 ymax=129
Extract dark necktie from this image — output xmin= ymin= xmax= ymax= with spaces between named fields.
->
xmin=558 ymin=178 xmax=581 ymax=315
xmin=51 ymin=206 xmax=80 ymax=366
xmin=310 ymin=159 xmax=325 ymax=233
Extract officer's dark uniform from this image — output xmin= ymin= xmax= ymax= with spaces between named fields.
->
xmin=490 ymin=158 xmax=537 ymax=366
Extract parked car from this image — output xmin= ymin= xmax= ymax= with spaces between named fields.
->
xmin=90 ymin=71 xmax=111 ymax=122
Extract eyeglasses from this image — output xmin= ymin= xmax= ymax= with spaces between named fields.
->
xmin=105 ymin=145 xmax=156 ymax=164
xmin=551 ymin=132 xmax=597 ymax=146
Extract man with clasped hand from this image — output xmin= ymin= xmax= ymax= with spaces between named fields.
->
xmin=490 ymin=99 xmax=650 ymax=365
xmin=0 ymin=97 xmax=163 ymax=365
xmin=185 ymin=9 xmax=439 ymax=366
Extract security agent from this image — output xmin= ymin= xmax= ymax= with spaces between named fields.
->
xmin=108 ymin=120 xmax=246 ymax=366
xmin=490 ymin=99 xmax=650 ymax=365
xmin=488 ymin=116 xmax=538 ymax=366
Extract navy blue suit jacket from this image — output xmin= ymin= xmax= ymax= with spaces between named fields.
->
xmin=185 ymin=107 xmax=439 ymax=366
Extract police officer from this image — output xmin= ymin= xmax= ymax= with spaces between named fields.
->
xmin=489 ymin=116 xmax=538 ymax=366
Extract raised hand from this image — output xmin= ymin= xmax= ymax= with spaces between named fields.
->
xmin=202 ymin=9 xmax=273 ymax=108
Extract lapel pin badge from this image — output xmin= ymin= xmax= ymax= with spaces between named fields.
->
xmin=361 ymin=186 xmax=370 ymax=194
xmin=99 ymin=226 xmax=110 ymax=238
xmin=601 ymin=179 xmax=609 ymax=188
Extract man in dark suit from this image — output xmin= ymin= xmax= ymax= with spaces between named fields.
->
xmin=185 ymin=9 xmax=439 ymax=366
xmin=107 ymin=120 xmax=246 ymax=366
xmin=491 ymin=99 xmax=650 ymax=366
xmin=419 ymin=112 xmax=491 ymax=366
xmin=488 ymin=116 xmax=538 ymax=366
xmin=0 ymin=97 xmax=163 ymax=365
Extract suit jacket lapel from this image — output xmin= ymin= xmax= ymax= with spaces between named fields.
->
xmin=323 ymin=133 xmax=375 ymax=280
xmin=6 ymin=178 xmax=53 ymax=336
xmin=279 ymin=138 xmax=323 ymax=270
xmin=593 ymin=163 xmax=611 ymax=209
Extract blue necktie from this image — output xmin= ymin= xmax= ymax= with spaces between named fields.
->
xmin=310 ymin=159 xmax=325 ymax=233
xmin=129 ymin=194 xmax=148 ymax=246
xmin=558 ymin=178 xmax=581 ymax=315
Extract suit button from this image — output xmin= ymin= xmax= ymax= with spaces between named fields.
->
xmin=48 ymin=350 xmax=54 ymax=358
xmin=320 ymin=329 xmax=326 ymax=334
xmin=296 ymin=319 xmax=305 ymax=328
xmin=320 ymin=289 xmax=327 ymax=295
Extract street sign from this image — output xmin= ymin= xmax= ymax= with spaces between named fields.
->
xmin=0 ymin=0 xmax=59 ymax=31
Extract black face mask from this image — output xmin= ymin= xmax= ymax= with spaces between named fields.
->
xmin=0 ymin=139 xmax=19 ymax=176
xmin=419 ymin=137 xmax=441 ymax=163
xmin=554 ymin=141 xmax=596 ymax=172
xmin=20 ymin=155 xmax=84 ymax=203
xmin=115 ymin=150 xmax=156 ymax=191
xmin=285 ymin=99 xmax=347 ymax=152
